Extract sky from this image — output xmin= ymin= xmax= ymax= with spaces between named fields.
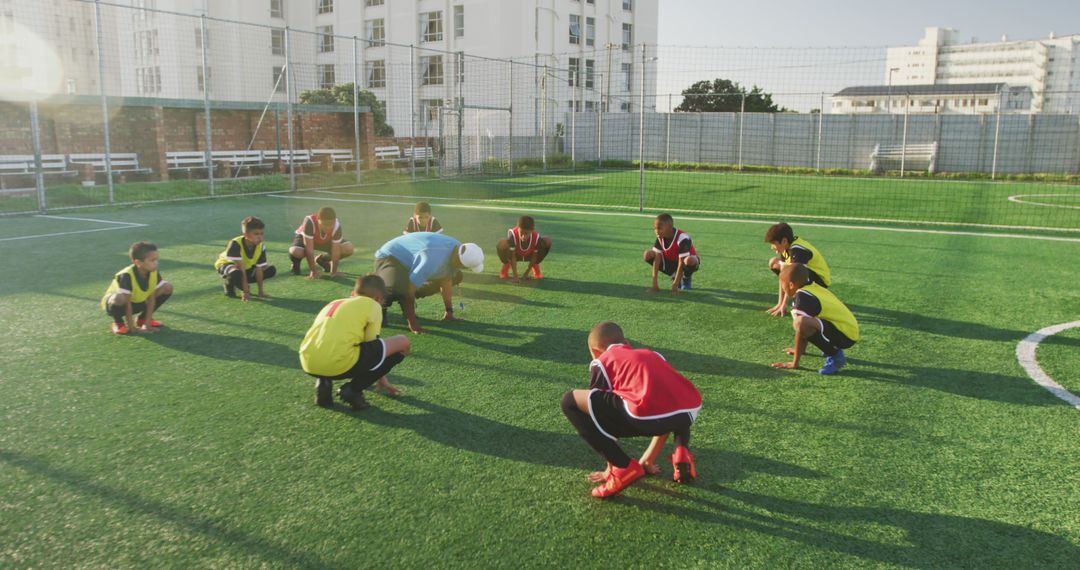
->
xmin=652 ymin=0 xmax=1080 ymax=111
xmin=657 ymin=0 xmax=1079 ymax=48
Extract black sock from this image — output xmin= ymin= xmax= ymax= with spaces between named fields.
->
xmin=560 ymin=391 xmax=631 ymax=468
xmin=674 ymin=428 xmax=691 ymax=449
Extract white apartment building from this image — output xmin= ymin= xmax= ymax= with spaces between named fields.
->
xmin=830 ymin=83 xmax=1033 ymax=115
xmin=886 ymin=27 xmax=1080 ymax=114
xmin=7 ymin=0 xmax=657 ymax=136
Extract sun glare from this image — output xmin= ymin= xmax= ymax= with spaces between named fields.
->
xmin=0 ymin=22 xmax=65 ymax=102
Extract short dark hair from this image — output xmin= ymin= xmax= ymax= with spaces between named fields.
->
xmin=656 ymin=213 xmax=674 ymax=225
xmin=129 ymin=241 xmax=157 ymax=261
xmin=517 ymin=215 xmax=535 ymax=231
xmin=354 ymin=273 xmax=388 ymax=298
xmin=765 ymin=222 xmax=794 ymax=244
xmin=780 ymin=263 xmax=810 ymax=287
xmin=242 ymin=216 xmax=265 ymax=232
xmin=589 ymin=321 xmax=626 ymax=350
xmin=414 ymin=202 xmax=432 ymax=215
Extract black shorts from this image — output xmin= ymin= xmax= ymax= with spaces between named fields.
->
xmin=375 ymin=256 xmax=462 ymax=303
xmin=290 ymin=233 xmax=337 ymax=254
xmin=309 ymin=339 xmax=405 ymax=383
xmin=105 ymin=300 xmax=148 ymax=319
xmin=818 ymin=319 xmax=856 ymax=349
xmin=647 ymin=254 xmax=699 ymax=277
xmin=588 ymin=390 xmax=697 ymax=440
xmin=217 ymin=264 xmax=270 ymax=279
xmin=807 ymin=269 xmax=827 ymax=288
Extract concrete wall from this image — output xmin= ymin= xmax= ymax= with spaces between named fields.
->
xmin=569 ymin=111 xmax=1080 ymax=174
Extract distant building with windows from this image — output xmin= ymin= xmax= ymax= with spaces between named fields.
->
xmin=830 ymin=83 xmax=1033 ymax=115
xmin=883 ymin=27 xmax=1080 ymax=114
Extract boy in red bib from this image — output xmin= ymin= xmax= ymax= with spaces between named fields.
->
xmin=561 ymin=321 xmax=702 ymax=498
xmin=288 ymin=206 xmax=354 ymax=279
xmin=644 ymin=213 xmax=699 ymax=295
xmin=403 ymin=202 xmax=443 ymax=234
xmin=496 ymin=215 xmax=552 ymax=282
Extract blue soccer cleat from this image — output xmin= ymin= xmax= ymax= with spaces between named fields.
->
xmin=818 ymin=349 xmax=847 ymax=375
xmin=679 ymin=275 xmax=693 ymax=290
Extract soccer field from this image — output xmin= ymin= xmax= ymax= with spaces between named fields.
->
xmin=2 ymin=184 xmax=1080 ymax=568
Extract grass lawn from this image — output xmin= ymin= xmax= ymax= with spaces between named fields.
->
xmin=1 ymin=186 xmax=1079 ymax=568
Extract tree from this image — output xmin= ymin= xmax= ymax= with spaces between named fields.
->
xmin=674 ymin=79 xmax=787 ymax=113
xmin=298 ymin=83 xmax=394 ymax=136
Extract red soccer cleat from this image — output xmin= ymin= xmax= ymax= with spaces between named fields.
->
xmin=111 ymin=322 xmax=129 ymax=335
xmin=136 ymin=318 xmax=163 ymax=328
xmin=498 ymin=263 xmax=511 ymax=280
xmin=670 ymin=445 xmax=697 ymax=484
xmin=530 ymin=265 xmax=543 ymax=279
xmin=591 ymin=459 xmax=645 ymax=498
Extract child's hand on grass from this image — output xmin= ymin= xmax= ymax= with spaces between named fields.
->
xmin=771 ymin=361 xmax=797 ymax=369
xmin=642 ymin=461 xmax=661 ymax=476
xmin=241 ymin=291 xmax=251 ymax=302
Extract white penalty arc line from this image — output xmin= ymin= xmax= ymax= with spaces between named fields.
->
xmin=0 ymin=215 xmax=148 ymax=242
xmin=269 ymin=193 xmax=1080 ymax=244
xmin=1016 ymin=321 xmax=1080 ymax=411
xmin=1008 ymin=194 xmax=1080 ymax=210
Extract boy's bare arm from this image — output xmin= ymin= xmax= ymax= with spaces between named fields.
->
xmin=255 ymin=266 xmax=270 ymax=298
xmin=640 ymin=434 xmax=669 ymax=474
xmin=235 ymin=261 xmax=251 ymax=301
xmin=304 ymin=237 xmax=319 ymax=278
xmin=773 ymin=324 xmax=808 ymax=369
xmin=649 ymin=254 xmax=662 ymax=291
xmin=439 ymin=278 xmax=456 ymax=320
xmin=402 ymin=284 xmax=423 ymax=333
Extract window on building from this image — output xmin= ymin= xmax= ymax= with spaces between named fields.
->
xmin=622 ymin=23 xmax=633 ymax=49
xmin=623 ymin=0 xmax=632 ymax=10
xmin=569 ymin=15 xmax=581 ymax=45
xmin=272 ymin=66 xmax=285 ymax=91
xmin=979 ymin=98 xmax=988 ymax=106
xmin=196 ymin=66 xmax=211 ymax=93
xmin=136 ymin=66 xmax=161 ymax=95
xmin=366 ymin=60 xmax=386 ymax=88
xmin=421 ymin=55 xmax=443 ymax=85
xmin=586 ymin=17 xmax=594 ymax=47
xmin=585 ymin=59 xmax=594 ymax=89
xmin=621 ymin=62 xmax=631 ymax=92
xmin=366 ymin=19 xmax=384 ymax=46
xmin=620 ymin=101 xmax=631 ymax=112
xmin=456 ymin=56 xmax=464 ymax=83
xmin=421 ymin=99 xmax=443 ymax=121
xmin=421 ymin=12 xmax=443 ymax=42
xmin=587 ymin=0 xmax=594 ymax=4
xmin=270 ymin=0 xmax=283 ymax=18
xmin=318 ymin=63 xmax=335 ymax=89
xmin=585 ymin=101 xmax=596 ymax=111
xmin=271 ymin=28 xmax=285 ymax=55
xmin=317 ymin=25 xmax=334 ymax=53
xmin=454 ymin=5 xmax=464 ymax=38
xmin=568 ymin=57 xmax=579 ymax=87
xmin=365 ymin=0 xmax=384 ymax=5
xmin=318 ymin=0 xmax=333 ymax=15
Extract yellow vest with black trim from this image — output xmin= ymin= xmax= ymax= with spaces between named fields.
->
xmin=299 ymin=296 xmax=383 ymax=377
xmin=214 ymin=236 xmax=263 ymax=271
xmin=101 ymin=265 xmax=159 ymax=308
xmin=784 ymin=237 xmax=831 ymax=287
xmin=802 ymin=283 xmax=858 ymax=341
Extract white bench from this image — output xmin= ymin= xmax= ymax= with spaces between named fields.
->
xmin=68 ymin=153 xmax=153 ymax=176
xmin=0 ymin=154 xmax=76 ymax=189
xmin=264 ymin=149 xmax=319 ymax=170
xmin=869 ymin=142 xmax=938 ymax=174
xmin=311 ymin=149 xmax=359 ymax=170
xmin=166 ymin=150 xmax=273 ymax=178
xmin=374 ymin=146 xmax=406 ymax=166
xmin=404 ymin=146 xmax=435 ymax=163
xmin=165 ymin=151 xmax=211 ymax=176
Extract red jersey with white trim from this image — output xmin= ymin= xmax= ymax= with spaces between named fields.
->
xmin=404 ymin=215 xmax=443 ymax=234
xmin=589 ymin=344 xmax=702 ymax=419
xmin=508 ymin=227 xmax=540 ymax=257
xmin=295 ymin=214 xmax=342 ymax=248
xmin=652 ymin=228 xmax=697 ymax=263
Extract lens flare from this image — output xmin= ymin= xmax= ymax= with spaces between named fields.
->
xmin=0 ymin=21 xmax=65 ymax=102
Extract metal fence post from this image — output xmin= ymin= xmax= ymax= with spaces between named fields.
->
xmin=992 ymin=91 xmax=1003 ymax=180
xmin=737 ymin=93 xmax=745 ymax=170
xmin=900 ymin=92 xmax=910 ymax=177
xmin=457 ymin=52 xmax=464 ymax=175
xmin=571 ymin=71 xmax=577 ymax=171
xmin=541 ymin=65 xmax=548 ymax=172
xmin=352 ymin=36 xmax=362 ymax=184
xmin=815 ymin=92 xmax=824 ymax=172
xmin=284 ymin=26 xmax=297 ymax=192
xmin=94 ymin=0 xmax=114 ymax=203
xmin=200 ymin=15 xmax=214 ymax=197
xmin=410 ymin=45 xmax=417 ymax=180
xmin=29 ymin=101 xmax=46 ymax=213
xmin=508 ymin=59 xmax=514 ymax=176
xmin=665 ymin=93 xmax=671 ymax=167
xmin=638 ymin=43 xmax=646 ymax=212
xmin=597 ymin=72 xmax=603 ymax=168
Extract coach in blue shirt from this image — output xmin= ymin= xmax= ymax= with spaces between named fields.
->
xmin=374 ymin=232 xmax=484 ymax=334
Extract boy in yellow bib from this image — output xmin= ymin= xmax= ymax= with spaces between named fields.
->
xmin=300 ymin=274 xmax=411 ymax=410
xmin=102 ymin=241 xmax=173 ymax=335
xmin=771 ymin=263 xmax=858 ymax=375
xmin=765 ymin=222 xmax=832 ymax=317
xmin=215 ymin=216 xmax=277 ymax=300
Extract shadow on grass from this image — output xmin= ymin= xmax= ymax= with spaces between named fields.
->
xmin=142 ymin=329 xmax=297 ymax=369
xmin=621 ymin=486 xmax=1080 ymax=567
xmin=845 ymin=358 xmax=1066 ymax=406
xmin=0 ymin=449 xmax=340 ymax=569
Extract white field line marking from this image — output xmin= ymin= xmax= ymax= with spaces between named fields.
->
xmin=311 ymin=188 xmax=1080 ymax=234
xmin=0 ymin=216 xmax=147 ymax=242
xmin=269 ymin=193 xmax=1080 ymax=243
xmin=1016 ymin=321 xmax=1080 ymax=411
xmin=1007 ymin=194 xmax=1080 ymax=210
xmin=438 ymin=176 xmax=603 ymax=187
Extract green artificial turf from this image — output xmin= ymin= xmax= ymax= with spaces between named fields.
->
xmin=1 ymin=188 xmax=1079 ymax=568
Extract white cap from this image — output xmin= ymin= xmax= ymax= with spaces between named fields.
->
xmin=459 ymin=243 xmax=484 ymax=273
